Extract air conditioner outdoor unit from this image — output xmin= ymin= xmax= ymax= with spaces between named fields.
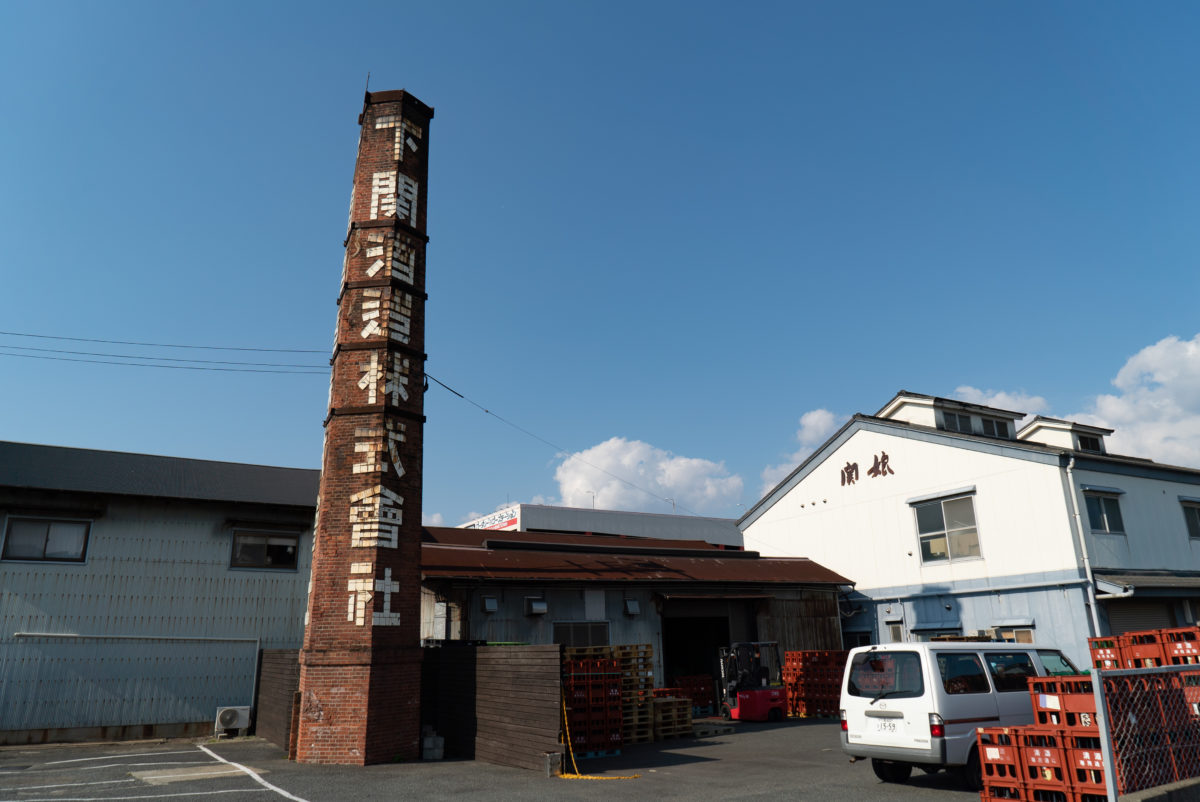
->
xmin=214 ymin=705 xmax=251 ymax=734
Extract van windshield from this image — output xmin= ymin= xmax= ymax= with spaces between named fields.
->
xmin=847 ymin=651 xmax=924 ymax=700
xmin=1037 ymin=650 xmax=1080 ymax=676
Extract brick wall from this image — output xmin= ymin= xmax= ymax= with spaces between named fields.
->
xmin=295 ymin=89 xmax=433 ymax=765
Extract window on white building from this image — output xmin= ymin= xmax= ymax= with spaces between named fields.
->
xmin=942 ymin=412 xmax=972 ymax=433
xmin=1085 ymin=493 xmax=1125 ymax=535
xmin=981 ymin=418 xmax=1011 ymax=439
xmin=1183 ymin=503 xmax=1200 ymax=541
xmin=913 ymin=495 xmax=981 ymax=563
xmin=1078 ymin=435 xmax=1103 ymax=453
xmin=2 ymin=517 xmax=90 ymax=562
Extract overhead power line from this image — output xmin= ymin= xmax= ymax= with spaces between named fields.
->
xmin=0 ymin=328 xmax=701 ymax=515
xmin=0 ymin=330 xmax=326 ymax=353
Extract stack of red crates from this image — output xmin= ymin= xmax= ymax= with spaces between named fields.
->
xmin=782 ymin=650 xmax=847 ymax=718
xmin=562 ymin=658 xmax=623 ymax=754
xmin=979 ymin=675 xmax=1108 ymax=802
xmin=673 ymin=675 xmax=716 ymax=715
xmin=1088 ymin=627 xmax=1200 ymax=669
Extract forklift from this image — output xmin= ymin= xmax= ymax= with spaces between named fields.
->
xmin=718 ymin=641 xmax=786 ymax=721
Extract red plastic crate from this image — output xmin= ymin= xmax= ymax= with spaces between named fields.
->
xmin=1067 ymin=747 xmax=1106 ymax=793
xmin=1087 ymin=636 xmax=1122 ymax=671
xmin=1121 ymin=631 xmax=1165 ymax=668
xmin=1161 ymin=627 xmax=1200 ymax=664
xmin=1020 ymin=730 xmax=1068 ymax=785
xmin=1025 ymin=783 xmax=1071 ymax=802
xmin=981 ymin=780 xmax=1026 ymax=800
xmin=978 ymin=727 xmax=1022 ymax=782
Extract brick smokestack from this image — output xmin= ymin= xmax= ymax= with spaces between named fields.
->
xmin=295 ymin=90 xmax=432 ymax=765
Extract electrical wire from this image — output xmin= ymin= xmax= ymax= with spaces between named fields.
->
xmin=0 ymin=343 xmax=326 ymax=369
xmin=0 ymin=350 xmax=326 ymax=375
xmin=425 ymin=373 xmax=701 ymax=516
xmin=0 ymin=329 xmax=325 ymax=353
xmin=0 ymin=328 xmax=710 ymax=515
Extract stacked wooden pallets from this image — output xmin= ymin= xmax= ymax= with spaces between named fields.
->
xmin=616 ymin=644 xmax=655 ymax=744
xmin=653 ymin=696 xmax=693 ymax=740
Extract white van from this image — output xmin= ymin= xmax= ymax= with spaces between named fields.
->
xmin=839 ymin=641 xmax=1079 ymax=789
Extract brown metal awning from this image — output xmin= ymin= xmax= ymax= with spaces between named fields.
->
xmin=658 ymin=593 xmax=774 ymax=600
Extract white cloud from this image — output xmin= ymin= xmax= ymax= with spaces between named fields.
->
xmin=1072 ymin=333 xmax=1200 ymax=467
xmin=954 ymin=386 xmax=1048 ymax=428
xmin=422 ymin=511 xmax=446 ymax=526
xmin=761 ymin=408 xmax=841 ymax=495
xmin=553 ymin=436 xmax=743 ymax=515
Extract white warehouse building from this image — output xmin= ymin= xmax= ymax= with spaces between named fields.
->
xmin=738 ymin=391 xmax=1200 ymax=667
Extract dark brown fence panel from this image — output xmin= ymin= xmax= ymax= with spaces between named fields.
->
xmin=255 ymin=650 xmax=300 ymax=751
xmin=473 ymin=645 xmax=563 ymax=771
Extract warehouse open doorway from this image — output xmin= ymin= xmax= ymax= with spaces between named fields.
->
xmin=661 ymin=597 xmax=757 ymax=708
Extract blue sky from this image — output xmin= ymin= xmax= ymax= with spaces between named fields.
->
xmin=2 ymin=1 xmax=1199 ymax=526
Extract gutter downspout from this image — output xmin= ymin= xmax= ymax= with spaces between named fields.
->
xmin=1065 ymin=456 xmax=1103 ymax=636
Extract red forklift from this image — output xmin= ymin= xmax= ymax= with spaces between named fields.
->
xmin=718 ymin=641 xmax=786 ymax=721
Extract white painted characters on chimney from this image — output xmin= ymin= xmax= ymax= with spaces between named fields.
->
xmin=396 ymin=176 xmax=418 ymax=227
xmin=386 ymin=355 xmax=409 ymax=405
xmin=364 ymin=232 xmax=388 ymax=278
xmin=347 ymin=562 xmax=373 ymax=625
xmin=372 ymin=568 xmax=401 ymax=626
xmin=387 ymin=420 xmax=406 ymax=479
xmin=352 ymin=427 xmax=385 ymax=474
xmin=392 ymin=236 xmax=415 ymax=285
xmin=348 ymin=485 xmax=404 ymax=549
xmin=389 ymin=291 xmax=412 ymax=344
xmin=358 ymin=351 xmax=382 ymax=404
xmin=360 ymin=288 xmax=384 ymax=338
xmin=370 ymin=171 xmax=397 ymax=219
xmin=374 ymin=114 xmax=422 ymax=163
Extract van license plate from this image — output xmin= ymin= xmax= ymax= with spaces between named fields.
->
xmin=876 ymin=720 xmax=897 ymax=733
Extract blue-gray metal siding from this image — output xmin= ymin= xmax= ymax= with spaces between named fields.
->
xmin=0 ymin=497 xmax=311 ymax=732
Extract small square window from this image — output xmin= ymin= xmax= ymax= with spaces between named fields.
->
xmin=981 ymin=419 xmax=1010 ymax=439
xmin=943 ymin=412 xmax=972 ymax=433
xmin=2 ymin=517 xmax=90 ymax=562
xmin=231 ymin=530 xmax=299 ymax=569
xmin=1078 ymin=435 xmax=1102 ymax=453
xmin=913 ymin=495 xmax=980 ymax=564
xmin=1085 ymin=494 xmax=1125 ymax=535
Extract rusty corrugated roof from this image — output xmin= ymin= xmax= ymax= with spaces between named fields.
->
xmin=420 ymin=542 xmax=850 ymax=585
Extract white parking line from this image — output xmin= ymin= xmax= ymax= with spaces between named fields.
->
xmin=43 ymin=751 xmax=199 ymax=765
xmin=0 ymin=779 xmax=136 ymax=791
xmin=195 ymin=745 xmax=308 ymax=802
xmin=0 ymin=790 xmax=265 ymax=802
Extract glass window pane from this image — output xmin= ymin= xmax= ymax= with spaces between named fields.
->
xmin=847 ymin=651 xmax=924 ymax=698
xmin=948 ymin=528 xmax=980 ymax=559
xmin=943 ymin=497 xmax=977 ymax=530
xmin=936 ymin=652 xmax=990 ymax=694
xmin=1186 ymin=507 xmax=1200 ymax=540
xmin=4 ymin=519 xmax=47 ymax=559
xmin=233 ymin=535 xmax=267 ymax=566
xmin=996 ymin=422 xmax=1009 ymax=438
xmin=1103 ymin=498 xmax=1125 ymax=533
xmin=985 ymin=652 xmax=1037 ymax=692
xmin=982 ymin=419 xmax=996 ymax=437
xmin=921 ymin=534 xmax=948 ymax=562
xmin=1085 ymin=495 xmax=1104 ymax=530
xmin=44 ymin=521 xmax=88 ymax=559
xmin=915 ymin=502 xmax=945 ymax=535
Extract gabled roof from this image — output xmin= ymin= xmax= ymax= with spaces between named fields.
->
xmin=739 ymin=409 xmax=1200 ymax=529
xmin=876 ymin=390 xmax=1026 ymax=420
xmin=420 ymin=526 xmax=850 ymax=585
xmin=0 ymin=441 xmax=320 ymax=508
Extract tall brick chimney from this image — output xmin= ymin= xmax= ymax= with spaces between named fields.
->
xmin=295 ymin=90 xmax=433 ymax=765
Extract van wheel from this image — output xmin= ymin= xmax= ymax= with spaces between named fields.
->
xmin=955 ymin=748 xmax=982 ymax=791
xmin=871 ymin=759 xmax=912 ymax=783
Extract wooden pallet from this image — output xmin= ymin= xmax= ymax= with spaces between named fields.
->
xmin=565 ymin=646 xmax=614 ymax=659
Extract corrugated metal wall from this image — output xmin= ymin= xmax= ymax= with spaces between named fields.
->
xmin=0 ymin=496 xmax=311 ymax=735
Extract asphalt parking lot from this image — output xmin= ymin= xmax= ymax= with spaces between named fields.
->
xmin=0 ymin=721 xmax=978 ymax=801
